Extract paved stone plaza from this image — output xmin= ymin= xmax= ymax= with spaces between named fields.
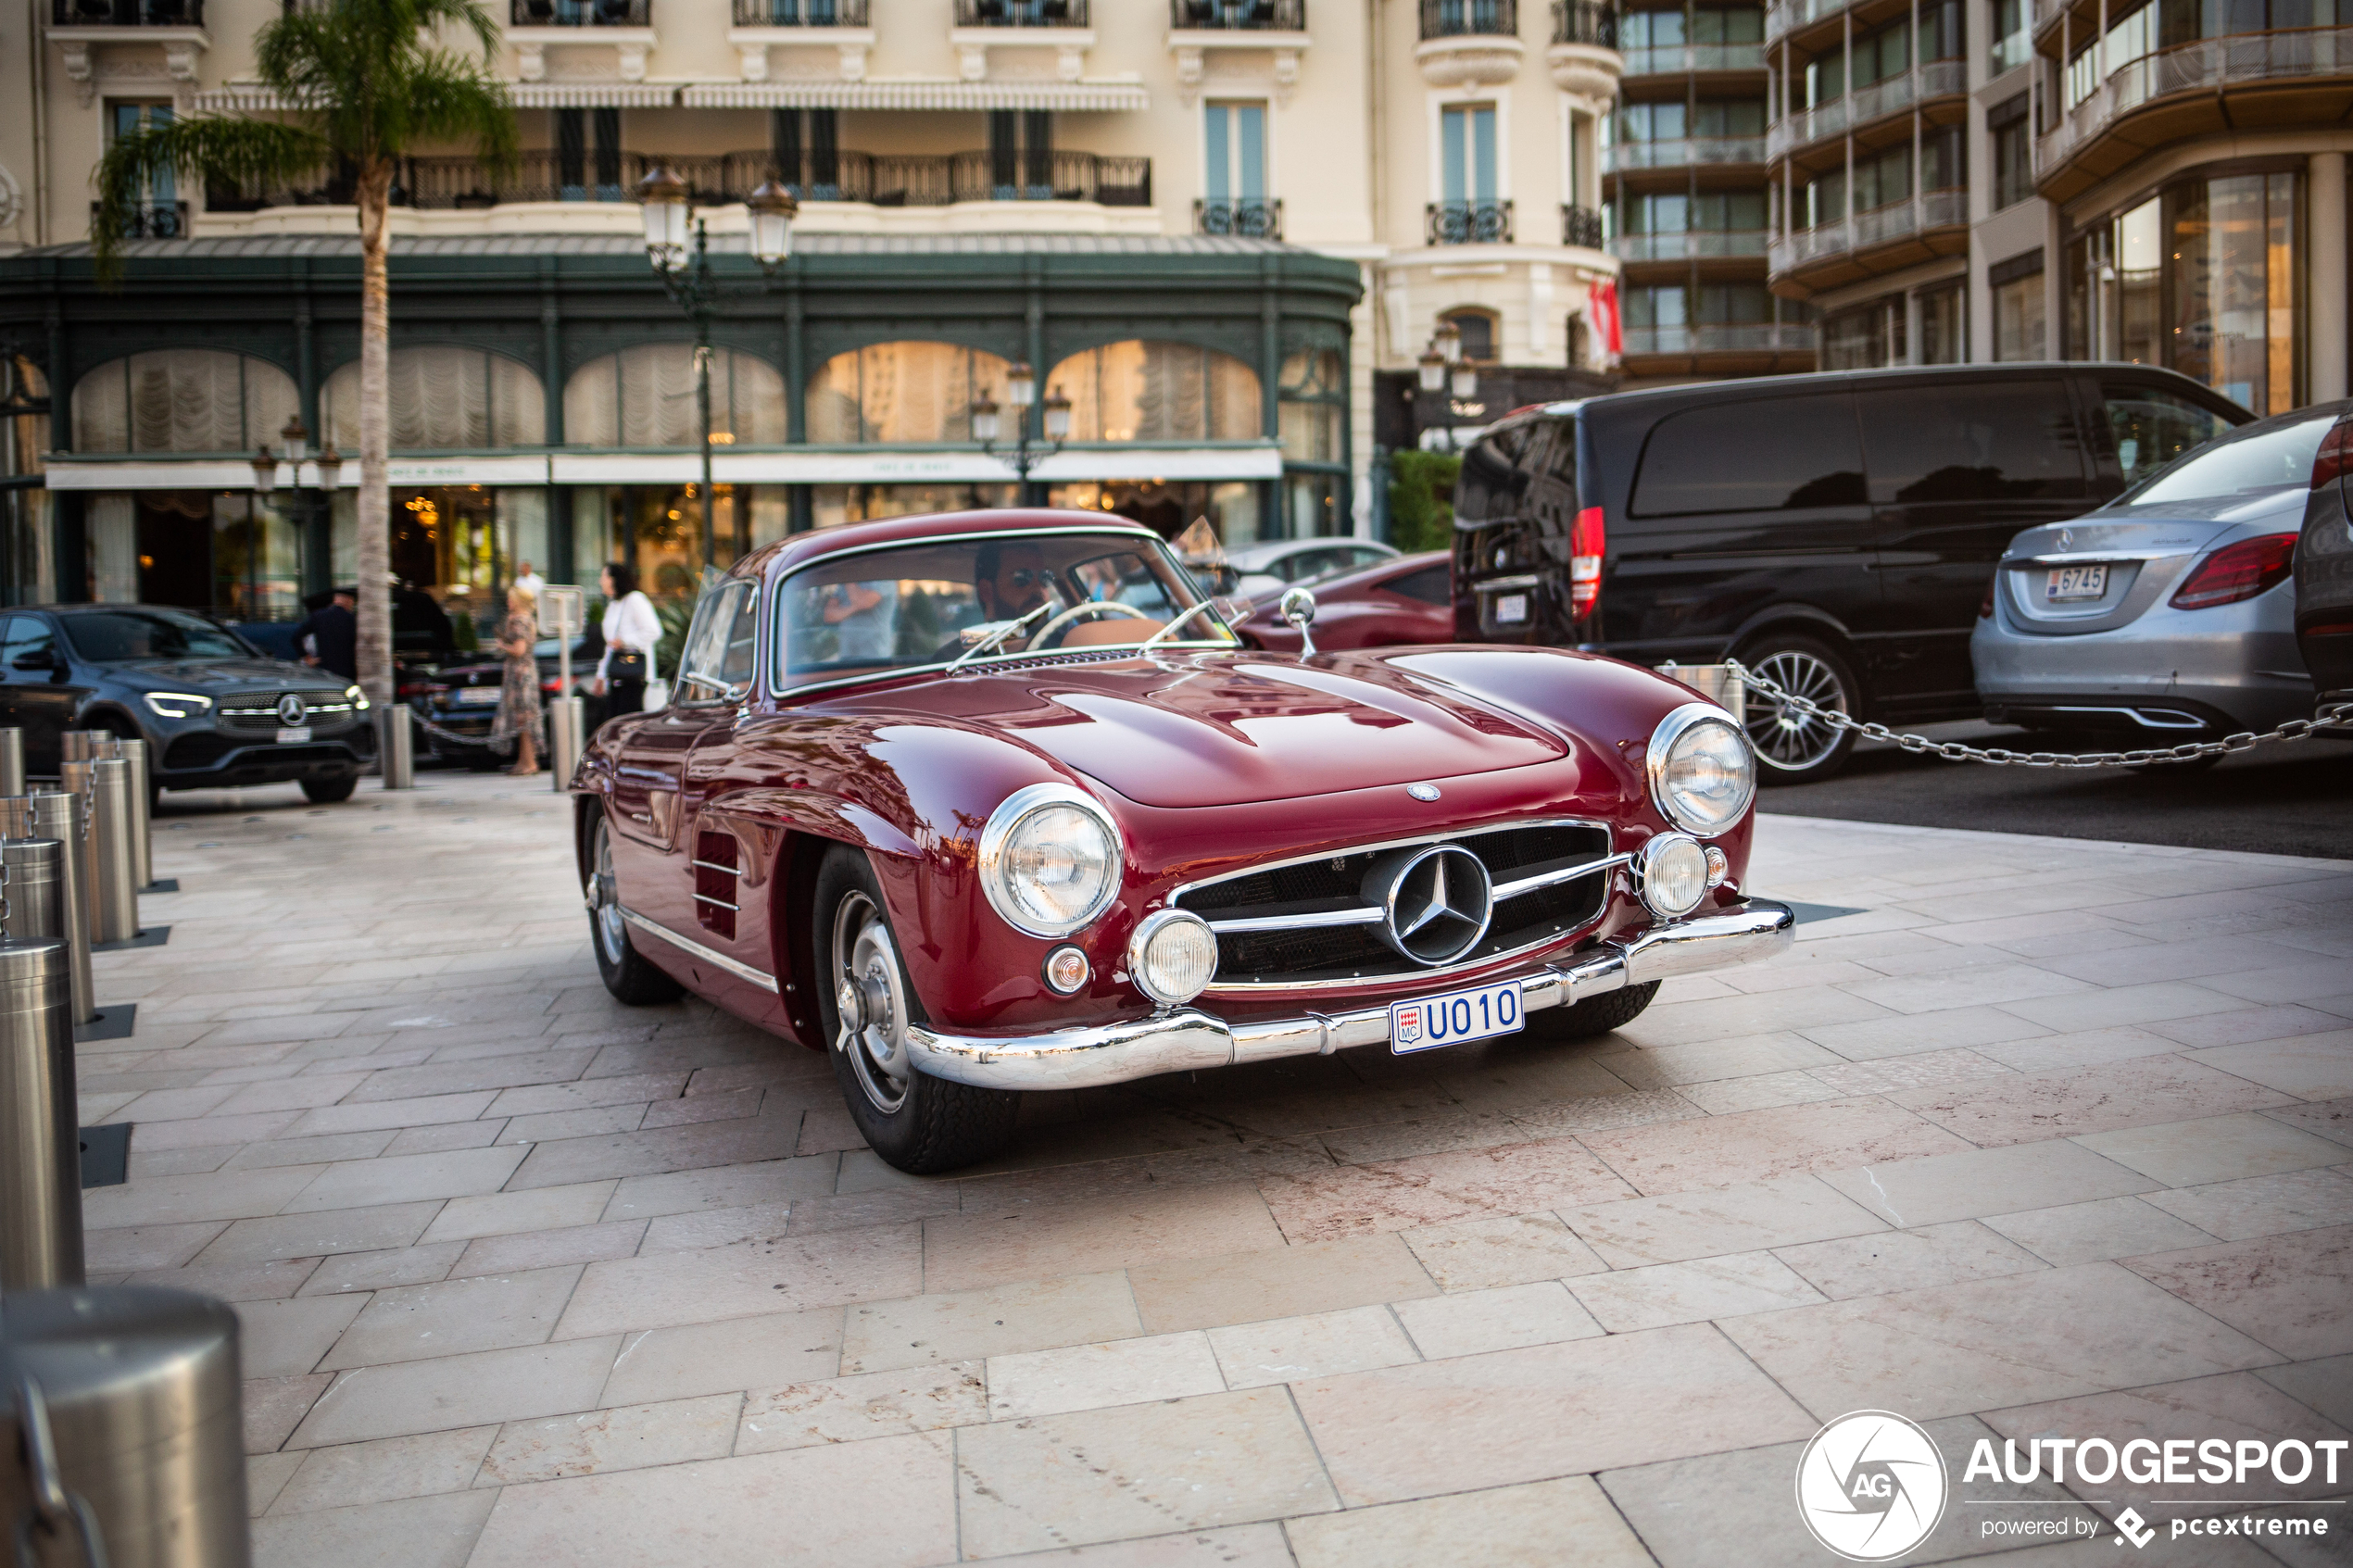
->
xmin=74 ymin=777 xmax=2353 ymax=1567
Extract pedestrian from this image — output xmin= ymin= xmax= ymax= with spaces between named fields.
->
xmin=490 ymin=583 xmax=544 ymax=777
xmin=291 ymin=586 xmax=358 ymax=680
xmin=595 ymin=562 xmax=661 ymax=717
xmin=513 ymin=559 xmax=547 ymax=598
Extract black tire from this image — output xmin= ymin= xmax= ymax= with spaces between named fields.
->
xmin=1737 ymin=633 xmax=1861 ymax=785
xmin=812 ymin=845 xmax=1020 ymax=1174
xmin=585 ymin=813 xmax=685 ymax=1005
xmin=1523 ymin=980 xmax=1661 ymax=1042
xmin=300 ymin=775 xmax=359 ymax=804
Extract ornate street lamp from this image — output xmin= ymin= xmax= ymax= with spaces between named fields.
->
xmin=974 ymin=363 xmax=1064 ymax=500
xmin=1433 ymin=320 xmax=1464 ymax=365
xmin=1416 ymin=347 xmax=1447 ymax=394
xmin=1450 ymin=360 xmax=1479 ymax=400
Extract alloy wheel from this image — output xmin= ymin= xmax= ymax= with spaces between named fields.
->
xmin=831 ymin=890 xmax=914 ymax=1115
xmin=1744 ymin=647 xmax=1850 ymax=772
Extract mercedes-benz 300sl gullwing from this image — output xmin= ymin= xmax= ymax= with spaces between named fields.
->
xmin=573 ymin=511 xmax=1793 ymax=1173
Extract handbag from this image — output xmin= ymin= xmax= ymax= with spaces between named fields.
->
xmin=608 ymin=647 xmax=648 ymax=684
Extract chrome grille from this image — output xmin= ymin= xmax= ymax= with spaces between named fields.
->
xmin=216 ymin=696 xmax=361 ymax=735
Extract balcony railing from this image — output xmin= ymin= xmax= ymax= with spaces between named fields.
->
xmin=2032 ymin=0 xmax=2065 ymax=32
xmin=1552 ymin=0 xmax=1617 ymax=46
xmin=1621 ymin=42 xmax=1765 ymax=73
xmin=1764 ymin=0 xmax=1847 ymax=44
xmin=1606 ymin=228 xmax=1768 ymax=260
xmin=1195 ymin=196 xmax=1283 ymax=236
xmin=1170 ymin=0 xmax=1304 ymax=27
xmin=2039 ymin=27 xmax=2353 ymax=176
xmin=1622 ymin=322 xmax=1815 ymax=355
xmin=509 ymin=0 xmax=647 ymax=24
xmin=1562 ymin=203 xmax=1604 ymax=245
xmin=1767 ymin=58 xmax=1965 ymax=157
xmin=92 ymin=200 xmax=188 ymax=237
xmin=1428 ymin=198 xmax=1514 ymax=243
xmin=1420 ymin=0 xmax=1516 ymax=39
xmin=952 ymin=0 xmax=1088 ymax=24
xmin=50 ymin=0 xmax=202 ymax=21
xmin=1767 ymin=187 xmax=1965 ymax=272
xmin=728 ymin=0 xmax=867 ymax=22
xmin=1600 ymin=135 xmax=1766 ymax=172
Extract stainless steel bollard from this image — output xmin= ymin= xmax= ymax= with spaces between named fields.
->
xmin=547 ymin=696 xmax=583 ymax=792
xmin=0 ymin=728 xmax=22 ymax=797
xmin=57 ymin=760 xmax=98 ymax=951
xmin=2 ymin=835 xmax=67 ymax=946
xmin=88 ymin=733 xmax=121 ymax=762
xmin=0 ymin=939 xmax=82 ymax=1289
xmin=2 ymin=1286 xmax=252 ymax=1568
xmin=89 ymin=759 xmax=139 ymax=946
xmin=28 ymin=791 xmax=97 ymax=1025
xmin=380 ymin=703 xmax=415 ymax=790
xmin=121 ymin=736 xmax=154 ymax=892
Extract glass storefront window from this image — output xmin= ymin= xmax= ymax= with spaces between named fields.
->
xmin=566 ymin=346 xmax=786 ymax=448
xmin=72 ymin=350 xmax=299 ymax=454
xmin=2119 ymin=195 xmax=2163 ymax=367
xmin=212 ymin=496 xmax=301 ymax=621
xmin=809 ymin=483 xmax=1017 ymax=529
xmin=1278 ymin=348 xmax=1343 ymax=465
xmin=2 ymin=354 xmax=50 ymax=608
xmin=804 ymin=343 xmax=1013 ymax=445
xmin=1994 ymin=270 xmax=2046 ymax=359
xmin=1046 ymin=341 xmax=1262 ymax=443
xmin=2167 ymin=171 xmax=2298 ymax=414
xmin=321 ymin=347 xmax=546 ymax=451
xmin=1919 ymin=283 xmax=1965 ymax=364
xmin=1046 ymin=481 xmax=1261 ymax=546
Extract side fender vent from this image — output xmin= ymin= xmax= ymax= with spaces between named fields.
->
xmin=694 ymin=829 xmax=740 ymax=940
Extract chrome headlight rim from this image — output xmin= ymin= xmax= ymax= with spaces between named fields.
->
xmin=1633 ymin=832 xmax=1711 ymax=921
xmin=1646 ymin=701 xmax=1756 ymax=837
xmin=1126 ymin=908 xmax=1219 ymax=1008
xmin=976 ymin=781 xmax=1125 ymax=939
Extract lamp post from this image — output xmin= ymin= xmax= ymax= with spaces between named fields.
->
xmin=247 ymin=443 xmax=278 ymax=621
xmin=635 ymin=169 xmax=798 ymax=577
xmin=972 ymin=362 xmax=1070 ymax=504
xmin=1417 ymin=333 xmax=1478 ymax=452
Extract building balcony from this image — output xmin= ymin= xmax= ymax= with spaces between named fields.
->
xmin=2034 ymin=26 xmax=2353 ymax=203
xmin=1562 ymin=203 xmax=1604 ymax=246
xmin=1170 ymin=0 xmax=1302 ymax=25
xmin=1195 ymin=196 xmax=1282 ymax=236
xmin=953 ymin=0 xmax=1086 ymax=22
xmin=1552 ymin=0 xmax=1614 ymax=45
xmin=92 ymin=200 xmax=189 ymax=238
xmin=509 ymin=0 xmax=647 ymax=22
xmin=729 ymin=0 xmax=864 ymax=20
xmin=1547 ymin=0 xmax=1621 ymax=94
xmin=1421 ymin=0 xmax=1515 ymax=36
xmin=1607 ymin=228 xmax=1768 ymax=260
xmin=1417 ymin=0 xmax=1524 ymax=82
xmin=1764 ymin=0 xmax=1851 ymax=44
xmin=1768 ymin=187 xmax=1966 ymax=291
xmin=1620 ymin=42 xmax=1765 ymax=74
xmin=1427 ymin=198 xmax=1514 ymax=244
xmin=1623 ymin=322 xmax=1815 ymax=355
xmin=1600 ymin=135 xmax=1766 ymax=173
xmin=49 ymin=0 xmax=201 ymax=20
xmin=1765 ymin=59 xmax=1965 ymax=159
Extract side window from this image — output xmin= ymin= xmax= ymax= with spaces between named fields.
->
xmin=1 ymin=615 xmax=55 ymax=674
xmin=1629 ymin=394 xmax=1866 ymax=516
xmin=1453 ymin=421 xmax=1532 ymax=521
xmin=715 ymin=584 xmax=760 ymax=691
xmin=1857 ymin=380 xmax=2087 ymax=504
xmin=2103 ymin=383 xmax=2234 ymax=486
xmin=1384 ymin=564 xmax=1452 ymax=604
xmin=677 ymin=582 xmax=754 ymax=699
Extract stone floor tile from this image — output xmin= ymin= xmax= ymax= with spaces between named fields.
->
xmin=283 ymin=1092 xmax=499 ymax=1137
xmin=475 ymin=1393 xmax=741 ymax=1484
xmin=1560 ymin=1173 xmax=1888 ymax=1267
xmin=555 ymin=1223 xmax=920 ymax=1339
xmin=638 ymin=1199 xmax=796 ymax=1253
xmin=1390 ymin=1281 xmax=1604 ymax=1360
xmin=344 ymin=1047 xmax=596 ymax=1104
xmin=957 ymin=1387 xmax=1339 ymax=1559
xmin=384 ymin=1121 xmax=510 ymax=1156
xmin=288 ymin=1336 xmax=623 ymax=1449
xmin=109 ymin=1084 xmax=242 ymax=1123
xmin=1399 ymin=1212 xmax=1608 ymax=1290
xmin=987 ymin=1332 xmax=1227 ymax=1420
xmin=598 ymin=1156 xmax=840 ymax=1220
xmin=841 ymin=1272 xmax=1141 ymax=1376
xmin=482 ymin=1071 xmax=686 ymax=1118
xmin=248 ymin=1451 xmax=304 ymax=1515
xmin=496 ymin=1103 xmax=647 ymax=1145
xmin=1286 ymin=1474 xmax=1653 ymax=1568
xmin=1996 ymin=980 xmax=2248 ymax=1035
xmin=1315 ymin=1108 xmax=1533 ymax=1165
xmin=1796 ymin=1005 xmax=2055 ymax=1062
xmin=292 ymin=1242 xmax=464 ymax=1296
xmin=2146 ymin=1005 xmax=2353 ymax=1049
xmin=222 ymin=1131 xmax=399 ymax=1171
xmin=2261 ymin=1096 xmax=2353 ymax=1149
xmin=1808 ymin=1047 xmax=2014 ymax=1097
xmin=2145 ymin=1168 xmax=2353 ymax=1243
xmin=416 ymin=1181 xmax=616 ymax=1244
xmin=736 ymin=1361 xmax=986 ymax=1454
xmin=2256 ymin=1352 xmax=2353 ymax=1429
xmin=111 ymin=1111 xmax=304 ymax=1153
xmin=1567 ymin=1249 xmax=1826 ymax=1332
xmin=504 ymin=1112 xmax=806 ymax=1190
xmin=451 ymin=1219 xmax=648 ymax=1278
xmin=83 ymin=1220 xmax=227 ymax=1272
xmin=245 ymin=1373 xmax=333 ymax=1453
xmin=1205 ymin=1306 xmax=1421 ymax=1389
xmin=1613 ymin=985 xmax=1897 ymax=1047
xmin=320 ymin=1265 xmax=583 ymax=1369
xmin=1978 ymin=1024 xmax=2199 ymax=1075
xmin=1292 ymin=1322 xmax=1815 ymax=1506
xmin=1818 ymin=1139 xmax=2162 ymax=1229
xmin=236 ymin=1294 xmax=371 ymax=1378
xmin=1720 ymin=1262 xmax=2280 ymax=1420
xmin=211 ymin=1072 xmax=371 ymax=1118
xmin=2122 ymin=1224 xmax=2353 ymax=1359
xmin=1491 ymin=1086 xmax=1709 ymax=1141
xmin=1428 ymin=1041 xmax=1642 ymax=1115
xmin=641 ymin=1085 xmax=763 ymax=1129
xmin=926 ymin=1181 xmax=1285 ymax=1294
xmin=250 ymin=1487 xmax=499 ymax=1568
xmin=597 ymin=1308 xmax=843 ymax=1407
xmin=1258 ymin=1137 xmax=1636 ymax=1243
xmin=1129 ymin=1235 xmax=1438 ymax=1335
xmin=463 ymin=1432 xmax=956 ymax=1568
xmin=128 ymin=1145 xmax=237 ymax=1179
xmin=1840 ymin=962 xmax=2095 ymax=1018
xmin=1677 ymin=1069 xmax=1845 ymax=1115
xmin=2073 ymin=1110 xmax=2353 ymax=1187
xmin=1981 ymin=1196 xmax=2220 ymax=1267
xmin=279 ymin=1146 xmax=526 ymax=1215
xmin=963 ymin=1524 xmax=1296 ymax=1568
xmin=1770 ymin=1219 xmax=2048 ymax=1299
xmin=1892 ymin=1055 xmax=2296 ymax=1148
xmin=81 ymin=1163 xmax=329 ymax=1229
xmin=129 ymin=1257 xmax=321 ymax=1302
xmin=1604 ymin=1032 xmax=1841 ymax=1088
xmin=268 ymin=1426 xmax=497 ymax=1514
xmin=1581 ymin=1097 xmax=1971 ymax=1196
xmin=2189 ymin=1034 xmax=2353 ymax=1101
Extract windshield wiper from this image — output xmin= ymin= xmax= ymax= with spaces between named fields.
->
xmin=946 ymin=601 xmax=1052 ymax=673
xmin=1139 ymin=598 xmax=1223 ymax=650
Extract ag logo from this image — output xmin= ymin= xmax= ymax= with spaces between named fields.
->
xmin=1794 ymin=1411 xmax=1948 ymax=1562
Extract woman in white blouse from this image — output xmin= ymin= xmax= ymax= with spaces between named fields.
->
xmin=595 ymin=562 xmax=661 ymax=715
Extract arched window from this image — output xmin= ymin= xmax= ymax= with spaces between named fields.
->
xmin=565 ymin=345 xmax=786 ymax=448
xmin=1440 ymin=308 xmax=1499 ymax=362
xmin=72 ymin=350 xmax=298 ymax=453
xmin=322 ymin=347 xmax=545 ymax=451
xmin=805 ymin=341 xmax=1013 ymax=445
xmin=1046 ymin=340 xmax=1261 ymax=443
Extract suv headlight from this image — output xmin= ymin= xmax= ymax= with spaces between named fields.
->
xmin=977 ymin=783 xmax=1123 ymax=937
xmin=144 ymin=692 xmax=213 ymax=720
xmin=1647 ymin=703 xmax=1755 ymax=836
xmin=345 ymin=684 xmax=371 ymax=711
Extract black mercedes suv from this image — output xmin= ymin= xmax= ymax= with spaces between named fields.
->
xmin=0 ymin=605 xmax=375 ymax=802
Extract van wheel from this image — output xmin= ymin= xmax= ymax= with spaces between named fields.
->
xmin=1738 ymin=635 xmax=1859 ymax=784
xmin=300 ymin=775 xmax=358 ymax=804
xmin=1524 ymin=981 xmax=1659 ymax=1042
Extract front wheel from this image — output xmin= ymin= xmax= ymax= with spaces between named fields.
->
xmin=1523 ymin=980 xmax=1660 ymax=1042
xmin=813 ymin=846 xmax=1020 ymax=1173
xmin=301 ymin=775 xmax=358 ymax=804
xmin=586 ymin=814 xmax=684 ymax=1005
xmin=1738 ymin=635 xmax=1860 ymax=785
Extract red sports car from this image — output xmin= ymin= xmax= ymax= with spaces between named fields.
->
xmin=1236 ymin=549 xmax=1456 ymax=653
xmin=573 ymin=510 xmax=1791 ymax=1173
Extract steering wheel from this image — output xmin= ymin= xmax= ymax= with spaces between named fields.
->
xmin=1030 ymin=600 xmax=1154 ymax=649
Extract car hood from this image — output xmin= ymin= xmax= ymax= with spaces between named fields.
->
xmin=110 ymin=659 xmax=347 ymax=694
xmin=845 ymin=651 xmax=1567 ymax=808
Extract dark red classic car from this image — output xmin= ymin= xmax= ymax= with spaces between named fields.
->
xmin=1236 ymin=548 xmax=1455 ymax=653
xmin=573 ymin=510 xmax=1792 ymax=1172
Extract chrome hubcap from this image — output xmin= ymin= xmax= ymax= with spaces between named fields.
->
xmin=1744 ymin=649 xmax=1848 ymax=771
xmin=590 ymin=824 xmax=626 ymax=964
xmin=831 ymin=891 xmax=913 ymax=1115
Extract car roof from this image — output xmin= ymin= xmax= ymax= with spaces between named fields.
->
xmin=1226 ymin=538 xmax=1397 ymax=569
xmin=1510 ymin=361 xmax=2253 ymax=425
xmin=738 ymin=508 xmax=1170 ymax=582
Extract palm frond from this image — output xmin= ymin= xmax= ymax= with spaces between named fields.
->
xmin=91 ymin=117 xmax=329 ymax=279
xmin=402 ymin=55 xmax=520 ymax=174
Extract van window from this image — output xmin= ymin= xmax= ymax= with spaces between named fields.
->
xmin=1858 ymin=380 xmax=2087 ymax=504
xmin=2103 ymin=383 xmax=2234 ymax=485
xmin=1453 ymin=421 xmax=1532 ymax=522
xmin=1629 ymin=394 xmax=1864 ymax=516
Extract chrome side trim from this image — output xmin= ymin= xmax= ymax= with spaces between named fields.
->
xmin=690 ymin=859 xmax=743 ymax=876
xmin=1204 ymin=906 xmax=1386 ymax=935
xmin=1491 ymin=852 xmax=1632 ymax=903
xmin=2008 ymin=549 xmax=2192 ymax=566
xmin=618 ymin=905 xmax=775 ymax=989
xmin=2046 ymin=705 xmax=2207 ymax=730
xmin=692 ymin=893 xmax=742 ymax=911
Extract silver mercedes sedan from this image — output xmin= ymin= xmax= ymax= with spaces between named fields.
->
xmin=1972 ymin=403 xmax=2346 ymax=740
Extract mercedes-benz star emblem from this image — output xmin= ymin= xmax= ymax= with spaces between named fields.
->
xmin=1407 ymin=783 xmax=1441 ymax=802
xmin=277 ymin=693 xmax=308 ymax=727
xmin=2058 ymin=527 xmax=2074 ymax=549
xmin=1363 ymin=844 xmax=1493 ymax=966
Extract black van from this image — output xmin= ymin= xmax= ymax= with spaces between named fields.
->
xmin=1450 ymin=363 xmax=2252 ymax=782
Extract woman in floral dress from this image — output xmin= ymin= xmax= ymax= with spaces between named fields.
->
xmin=490 ymin=583 xmax=543 ymax=776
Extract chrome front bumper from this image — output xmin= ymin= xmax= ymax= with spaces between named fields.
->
xmin=908 ymin=897 xmax=1796 ymax=1093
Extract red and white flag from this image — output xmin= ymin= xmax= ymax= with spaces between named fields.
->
xmin=1588 ymin=280 xmax=1623 ymax=364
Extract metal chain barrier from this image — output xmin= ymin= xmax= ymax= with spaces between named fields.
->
xmin=1726 ymin=659 xmax=2353 ymax=769
xmin=10 ymin=1374 xmax=109 ymax=1568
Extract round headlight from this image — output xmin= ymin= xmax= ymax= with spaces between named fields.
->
xmin=1636 ymin=833 xmax=1711 ymax=920
xmin=1128 ymin=909 xmax=1218 ymax=1007
xmin=978 ymin=784 xmax=1123 ymax=938
xmin=1647 ymin=704 xmax=1755 ymax=836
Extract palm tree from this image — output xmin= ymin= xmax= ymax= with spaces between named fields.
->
xmin=93 ymin=0 xmax=517 ymax=706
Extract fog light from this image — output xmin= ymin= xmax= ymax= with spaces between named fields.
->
xmin=1042 ymin=946 xmax=1090 ymax=996
xmin=1127 ymin=909 xmax=1217 ymax=1007
xmin=1636 ymin=834 xmax=1710 ymax=920
xmin=1703 ymin=844 xmax=1729 ymax=889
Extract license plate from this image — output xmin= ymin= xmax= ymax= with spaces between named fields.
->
xmin=2045 ymin=564 xmax=2108 ymax=601
xmin=456 ymin=687 xmax=501 ymax=706
xmin=1390 ymin=979 xmax=1523 ymax=1055
xmin=1494 ymin=594 xmax=1528 ymax=624
xmin=275 ymin=725 xmax=310 ymax=744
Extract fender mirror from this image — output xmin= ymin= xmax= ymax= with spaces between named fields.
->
xmin=1278 ymin=586 xmax=1318 ymax=657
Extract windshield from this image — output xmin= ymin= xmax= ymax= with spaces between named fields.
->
xmin=2118 ymin=412 xmax=2336 ymax=507
xmin=774 ymin=531 xmax=1233 ymax=691
xmin=62 ymin=609 xmax=254 ymax=662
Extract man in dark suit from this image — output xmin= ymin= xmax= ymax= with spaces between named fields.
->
xmin=293 ymin=586 xmax=359 ymax=680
